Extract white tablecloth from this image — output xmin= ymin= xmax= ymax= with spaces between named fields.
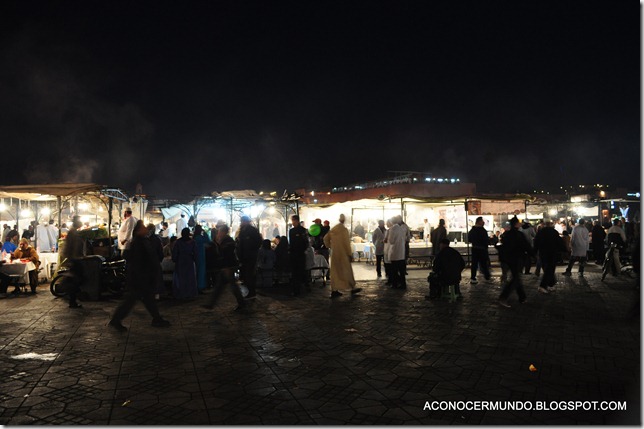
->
xmin=0 ymin=260 xmax=36 ymax=284
xmin=351 ymin=243 xmax=375 ymax=261
xmin=38 ymin=252 xmax=59 ymax=280
xmin=310 ymin=254 xmax=329 ymax=276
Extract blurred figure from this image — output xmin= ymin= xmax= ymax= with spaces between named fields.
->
xmin=498 ymin=217 xmax=532 ymax=308
xmin=468 ymin=216 xmax=491 ymax=285
xmin=423 ymin=218 xmax=431 ymax=246
xmin=109 ymin=220 xmax=171 ymax=331
xmin=430 ymin=219 xmax=447 ymax=256
xmin=236 ymin=215 xmax=262 ymax=299
xmin=175 ymin=213 xmax=188 ymax=236
xmin=117 ymin=207 xmax=137 ymax=260
xmin=203 ymin=224 xmax=245 ymax=311
xmin=353 ymin=222 xmax=365 ymax=240
xmin=591 ymin=220 xmax=606 ymax=264
xmin=324 ymin=214 xmax=361 ymax=298
xmin=564 ymin=219 xmax=590 ymax=276
xmin=520 ymin=220 xmax=536 ymax=274
xmin=171 ymin=227 xmax=198 ymax=299
xmin=387 ymin=215 xmax=407 ymax=289
xmin=1 ymin=224 xmax=10 ymax=242
xmin=430 ymin=238 xmax=465 ymax=298
xmin=372 ymin=220 xmax=386 ymax=278
xmin=36 ymin=221 xmax=57 ymax=252
xmin=59 ymin=216 xmax=85 ymax=308
xmin=274 ymin=235 xmax=289 ymax=284
xmin=310 ymin=218 xmax=329 ymax=262
xmin=533 ymin=220 xmax=566 ymax=293
xmin=147 ymin=223 xmax=164 ymax=300
xmin=288 ymin=215 xmax=308 ymax=296
xmin=2 ymin=230 xmax=19 ymax=253
xmin=193 ymin=225 xmax=211 ymax=292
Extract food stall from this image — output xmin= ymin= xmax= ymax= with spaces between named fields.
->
xmin=0 ymin=183 xmax=129 ymax=279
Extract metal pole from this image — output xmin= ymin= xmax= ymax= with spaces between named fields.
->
xmin=57 ymin=197 xmax=62 ymax=239
xmin=16 ymin=199 xmax=20 ymax=233
xmin=34 ymin=203 xmax=39 ymax=249
xmin=465 ymin=198 xmax=470 ymax=261
xmin=108 ymin=197 xmax=113 ymax=243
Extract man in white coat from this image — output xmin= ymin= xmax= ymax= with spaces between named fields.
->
xmin=118 ymin=207 xmax=138 ymax=259
xmin=36 ymin=221 xmax=57 ymax=252
xmin=175 ymin=213 xmax=188 ymax=236
xmin=387 ymin=215 xmax=407 ymax=289
xmin=564 ymin=218 xmax=590 ymax=276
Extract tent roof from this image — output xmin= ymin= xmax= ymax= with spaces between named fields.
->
xmin=0 ymin=183 xmax=128 ymax=201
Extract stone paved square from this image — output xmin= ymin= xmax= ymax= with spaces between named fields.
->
xmin=0 ymin=263 xmax=640 ymax=425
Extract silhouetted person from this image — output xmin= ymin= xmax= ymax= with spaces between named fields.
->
xmin=109 ymin=220 xmax=170 ymax=331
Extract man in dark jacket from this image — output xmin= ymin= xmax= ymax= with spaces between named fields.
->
xmin=430 ymin=219 xmax=447 ymax=256
xmin=498 ymin=217 xmax=533 ymax=308
xmin=288 ymin=215 xmax=309 ymax=296
xmin=467 ymin=216 xmax=491 ymax=285
xmin=60 ymin=216 xmax=85 ymax=308
xmin=533 ymin=221 xmax=566 ymax=293
xmin=432 ymin=238 xmax=466 ymax=296
xmin=204 ymin=224 xmax=245 ymax=311
xmin=236 ymin=215 xmax=262 ymax=299
xmin=591 ymin=221 xmax=606 ymax=264
xmin=109 ymin=220 xmax=171 ymax=331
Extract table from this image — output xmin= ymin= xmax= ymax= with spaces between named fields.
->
xmin=0 ymin=260 xmax=36 ymax=284
xmin=351 ymin=243 xmax=375 ymax=262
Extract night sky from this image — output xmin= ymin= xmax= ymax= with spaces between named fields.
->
xmin=0 ymin=1 xmax=639 ymax=198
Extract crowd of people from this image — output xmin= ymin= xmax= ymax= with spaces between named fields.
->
xmin=5 ymin=203 xmax=636 ymax=326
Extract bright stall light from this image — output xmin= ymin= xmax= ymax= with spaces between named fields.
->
xmin=549 ymin=209 xmax=558 ymax=216
xmin=79 ymin=203 xmax=89 ymax=211
xmin=250 ymin=204 xmax=265 ymax=218
xmin=268 ymin=206 xmax=276 ymax=215
xmin=41 ymin=207 xmax=51 ymax=216
xmin=0 ymin=203 xmax=6 ymax=212
xmin=81 ymin=215 xmax=90 ymax=223
xmin=20 ymin=209 xmax=32 ymax=217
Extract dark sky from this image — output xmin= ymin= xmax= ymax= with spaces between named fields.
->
xmin=0 ymin=1 xmax=639 ymax=198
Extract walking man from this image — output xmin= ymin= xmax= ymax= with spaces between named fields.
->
xmin=236 ymin=215 xmax=262 ymax=299
xmin=372 ymin=220 xmax=386 ymax=278
xmin=533 ymin=220 xmax=566 ymax=293
xmin=60 ymin=216 xmax=85 ymax=308
xmin=468 ymin=216 xmax=491 ymax=285
xmin=109 ymin=220 xmax=171 ymax=331
xmin=387 ymin=215 xmax=407 ymax=289
xmin=564 ymin=218 xmax=590 ymax=276
xmin=324 ymin=214 xmax=361 ymax=298
xmin=117 ymin=207 xmax=137 ymax=260
xmin=498 ymin=217 xmax=533 ymax=307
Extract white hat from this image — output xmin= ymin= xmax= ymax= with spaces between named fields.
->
xmin=124 ymin=207 xmax=133 ymax=212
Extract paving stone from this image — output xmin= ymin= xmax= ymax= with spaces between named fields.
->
xmin=0 ymin=267 xmax=639 ymax=424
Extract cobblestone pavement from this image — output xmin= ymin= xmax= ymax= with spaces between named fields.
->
xmin=0 ymin=264 xmax=640 ymax=425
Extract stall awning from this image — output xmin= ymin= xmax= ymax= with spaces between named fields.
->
xmin=0 ymin=183 xmax=128 ymax=202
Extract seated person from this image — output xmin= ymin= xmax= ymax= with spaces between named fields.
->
xmin=432 ymin=238 xmax=465 ymax=296
xmin=257 ymin=239 xmax=276 ymax=271
xmin=0 ymin=261 xmax=14 ymax=297
xmin=2 ymin=230 xmax=19 ymax=253
xmin=11 ymin=238 xmax=41 ymax=294
xmin=257 ymin=239 xmax=276 ymax=288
